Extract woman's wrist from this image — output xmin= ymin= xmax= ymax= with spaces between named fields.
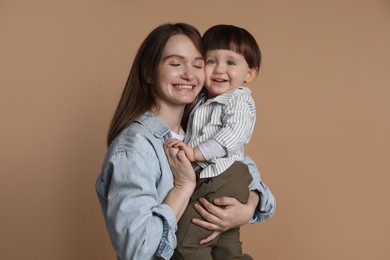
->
xmin=174 ymin=181 xmax=196 ymax=194
xmin=247 ymin=191 xmax=260 ymax=216
xmin=164 ymin=183 xmax=195 ymax=220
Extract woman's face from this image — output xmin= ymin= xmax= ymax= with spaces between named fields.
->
xmin=153 ymin=34 xmax=205 ymax=110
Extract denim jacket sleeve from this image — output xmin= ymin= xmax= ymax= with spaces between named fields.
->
xmin=243 ymin=155 xmax=276 ymax=223
xmin=101 ymin=148 xmax=177 ymax=259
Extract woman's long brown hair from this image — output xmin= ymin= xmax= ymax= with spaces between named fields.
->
xmin=107 ymin=23 xmax=203 ymax=147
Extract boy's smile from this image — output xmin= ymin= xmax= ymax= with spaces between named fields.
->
xmin=204 ymin=49 xmax=256 ymax=98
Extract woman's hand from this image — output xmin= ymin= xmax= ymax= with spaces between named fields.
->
xmin=164 ymin=145 xmax=196 ymax=188
xmin=192 ymin=191 xmax=260 ymax=244
xmin=163 ymin=146 xmax=196 ymax=220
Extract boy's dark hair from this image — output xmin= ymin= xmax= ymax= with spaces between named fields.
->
xmin=202 ymin=24 xmax=261 ymax=73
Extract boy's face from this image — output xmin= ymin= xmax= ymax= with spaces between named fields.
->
xmin=204 ymin=49 xmax=256 ymax=98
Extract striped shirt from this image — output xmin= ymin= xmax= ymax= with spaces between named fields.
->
xmin=186 ymin=86 xmax=256 ymax=178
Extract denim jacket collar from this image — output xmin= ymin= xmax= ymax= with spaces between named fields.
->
xmin=135 ymin=112 xmax=172 ymax=142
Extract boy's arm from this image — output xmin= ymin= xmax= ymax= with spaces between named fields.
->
xmin=193 ymin=147 xmax=205 ymax=162
xmin=212 ymin=93 xmax=256 ymax=154
xmin=198 ymin=139 xmax=227 ymax=161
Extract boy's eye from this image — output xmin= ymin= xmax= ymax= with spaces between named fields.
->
xmin=227 ymin=60 xmax=236 ymax=65
xmin=206 ymin=59 xmax=216 ymax=64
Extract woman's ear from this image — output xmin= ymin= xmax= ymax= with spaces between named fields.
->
xmin=245 ymin=67 xmax=258 ymax=83
xmin=144 ymin=71 xmax=154 ymax=84
xmin=146 ymin=76 xmax=153 ymax=84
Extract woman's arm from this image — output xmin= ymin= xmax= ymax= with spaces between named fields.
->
xmin=244 ymin=155 xmax=276 ymax=223
xmin=101 ymin=145 xmax=196 ymax=259
xmin=104 ymin=151 xmax=176 ymax=260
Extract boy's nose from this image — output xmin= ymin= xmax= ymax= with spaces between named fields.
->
xmin=214 ymin=63 xmax=224 ymax=74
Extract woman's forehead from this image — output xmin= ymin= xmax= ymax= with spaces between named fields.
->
xmin=162 ymin=34 xmax=202 ymax=59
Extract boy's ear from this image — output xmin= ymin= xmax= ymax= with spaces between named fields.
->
xmin=245 ymin=67 xmax=258 ymax=83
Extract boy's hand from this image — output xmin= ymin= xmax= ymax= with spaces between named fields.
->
xmin=165 ymin=138 xmax=195 ymax=162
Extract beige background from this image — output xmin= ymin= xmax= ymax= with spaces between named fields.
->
xmin=1 ymin=0 xmax=389 ymax=259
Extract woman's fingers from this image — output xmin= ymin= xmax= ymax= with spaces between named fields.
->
xmin=192 ymin=199 xmax=224 ymax=228
xmin=165 ymin=138 xmax=182 ymax=148
xmin=212 ymin=196 xmax=236 ymax=207
xmin=176 ymin=149 xmax=188 ymax=162
xmin=191 ymin=213 xmax=218 ymax=231
xmin=196 ymin=198 xmax=225 ymax=219
xmin=199 ymin=230 xmax=222 ymax=245
xmin=165 ymin=146 xmax=178 ymax=158
xmin=193 ymin=196 xmax=250 ymax=230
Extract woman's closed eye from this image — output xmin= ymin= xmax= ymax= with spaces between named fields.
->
xmin=193 ymin=60 xmax=204 ymax=69
xmin=169 ymin=61 xmax=182 ymax=67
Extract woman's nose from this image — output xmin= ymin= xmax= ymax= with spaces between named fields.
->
xmin=182 ymin=66 xmax=195 ymax=80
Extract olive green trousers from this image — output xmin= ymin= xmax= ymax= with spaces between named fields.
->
xmin=172 ymin=161 xmax=253 ymax=260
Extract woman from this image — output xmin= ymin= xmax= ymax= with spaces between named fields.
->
xmin=95 ymin=23 xmax=275 ymax=260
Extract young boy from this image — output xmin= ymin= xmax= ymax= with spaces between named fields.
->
xmin=167 ymin=24 xmax=262 ymax=260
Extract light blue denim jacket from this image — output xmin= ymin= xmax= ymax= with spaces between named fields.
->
xmin=96 ymin=112 xmax=275 ymax=260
